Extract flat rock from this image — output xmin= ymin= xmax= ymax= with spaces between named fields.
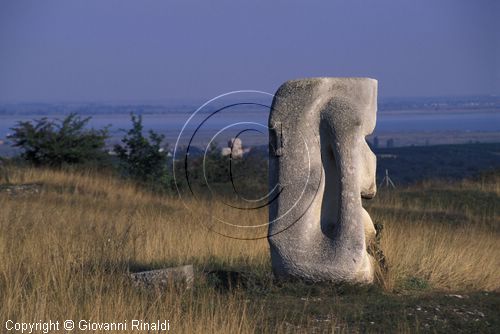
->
xmin=130 ymin=265 xmax=194 ymax=289
xmin=0 ymin=183 xmax=42 ymax=196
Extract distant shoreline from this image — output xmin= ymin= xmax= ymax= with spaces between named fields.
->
xmin=0 ymin=98 xmax=499 ymax=153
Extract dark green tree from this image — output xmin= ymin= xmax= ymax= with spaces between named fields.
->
xmin=8 ymin=113 xmax=109 ymax=167
xmin=114 ymin=113 xmax=171 ymax=192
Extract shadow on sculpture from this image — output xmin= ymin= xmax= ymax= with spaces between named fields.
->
xmin=268 ymin=77 xmax=379 ymax=284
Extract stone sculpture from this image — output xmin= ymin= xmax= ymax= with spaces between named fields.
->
xmin=221 ymin=138 xmax=245 ymax=159
xmin=268 ymin=78 xmax=378 ymax=283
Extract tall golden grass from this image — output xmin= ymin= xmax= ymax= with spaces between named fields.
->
xmin=0 ymin=167 xmax=498 ymax=333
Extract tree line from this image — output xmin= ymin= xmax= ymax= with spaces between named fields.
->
xmin=5 ymin=113 xmax=172 ymax=192
xmin=2 ymin=113 xmax=269 ymax=196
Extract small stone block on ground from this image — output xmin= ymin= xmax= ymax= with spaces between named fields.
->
xmin=130 ymin=265 xmax=194 ymax=289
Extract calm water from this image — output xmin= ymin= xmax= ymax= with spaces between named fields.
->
xmin=374 ymin=111 xmax=500 ymax=132
xmin=1 ymin=110 xmax=499 ymax=145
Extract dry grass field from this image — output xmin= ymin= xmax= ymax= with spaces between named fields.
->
xmin=0 ymin=167 xmax=499 ymax=333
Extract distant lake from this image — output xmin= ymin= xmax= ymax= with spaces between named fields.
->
xmin=1 ymin=109 xmax=499 ymax=145
xmin=374 ymin=110 xmax=500 ymax=132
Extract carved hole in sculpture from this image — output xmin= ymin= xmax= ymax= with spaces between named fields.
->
xmin=319 ymin=119 xmax=341 ymax=240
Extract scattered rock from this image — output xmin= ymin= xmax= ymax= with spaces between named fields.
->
xmin=0 ymin=183 xmax=42 ymax=196
xmin=312 ymin=314 xmax=334 ymax=323
xmin=130 ymin=265 xmax=194 ymax=290
xmin=446 ymin=294 xmax=468 ymax=299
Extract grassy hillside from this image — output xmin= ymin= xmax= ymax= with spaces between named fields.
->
xmin=0 ymin=168 xmax=499 ymax=333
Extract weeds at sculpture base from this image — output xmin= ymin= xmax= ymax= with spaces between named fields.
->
xmin=0 ymin=167 xmax=499 ymax=333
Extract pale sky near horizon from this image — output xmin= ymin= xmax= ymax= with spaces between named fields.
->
xmin=0 ymin=0 xmax=498 ymax=103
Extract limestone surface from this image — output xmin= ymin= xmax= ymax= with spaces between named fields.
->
xmin=130 ymin=265 xmax=194 ymax=289
xmin=268 ymin=77 xmax=378 ymax=283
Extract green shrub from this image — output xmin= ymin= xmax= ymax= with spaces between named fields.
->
xmin=114 ymin=113 xmax=171 ymax=192
xmin=8 ymin=113 xmax=109 ymax=167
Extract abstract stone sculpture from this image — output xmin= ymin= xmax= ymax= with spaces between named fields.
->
xmin=268 ymin=78 xmax=378 ymax=283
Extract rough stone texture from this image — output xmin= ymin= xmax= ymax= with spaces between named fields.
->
xmin=268 ymin=77 xmax=378 ymax=283
xmin=130 ymin=265 xmax=194 ymax=289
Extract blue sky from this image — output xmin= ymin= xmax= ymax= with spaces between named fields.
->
xmin=0 ymin=0 xmax=498 ymax=102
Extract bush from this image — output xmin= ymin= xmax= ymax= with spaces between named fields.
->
xmin=114 ymin=114 xmax=171 ymax=192
xmin=8 ymin=113 xmax=109 ymax=167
